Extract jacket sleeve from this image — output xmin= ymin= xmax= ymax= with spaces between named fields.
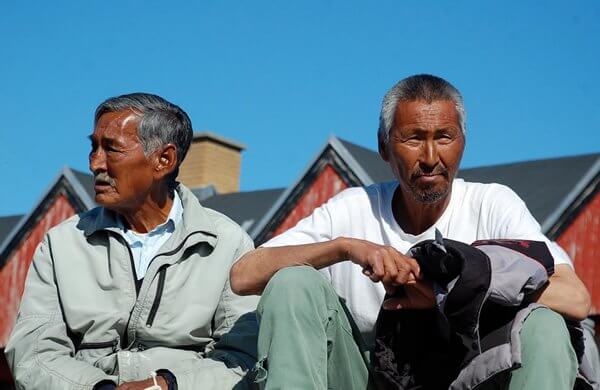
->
xmin=4 ymin=235 xmax=117 ymax=390
xmin=169 ymin=231 xmax=260 ymax=389
xmin=475 ymin=241 xmax=553 ymax=306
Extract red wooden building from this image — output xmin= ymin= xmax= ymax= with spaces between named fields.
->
xmin=0 ymin=136 xmax=598 ymax=387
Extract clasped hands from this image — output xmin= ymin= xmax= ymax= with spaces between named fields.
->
xmin=343 ymin=238 xmax=436 ymax=310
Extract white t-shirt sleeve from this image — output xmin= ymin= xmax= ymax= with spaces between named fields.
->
xmin=483 ymin=184 xmax=572 ymax=266
xmin=261 ymin=202 xmax=335 ymax=280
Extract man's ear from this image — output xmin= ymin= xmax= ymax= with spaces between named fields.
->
xmin=154 ymin=144 xmax=177 ymax=180
xmin=378 ymin=138 xmax=389 ymax=163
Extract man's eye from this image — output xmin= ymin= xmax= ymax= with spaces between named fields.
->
xmin=404 ymin=137 xmax=421 ymax=145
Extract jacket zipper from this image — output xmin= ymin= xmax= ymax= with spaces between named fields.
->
xmin=146 ymin=266 xmax=167 ymax=327
xmin=142 ymin=231 xmax=213 ymax=328
xmin=106 ymin=230 xmax=212 ymax=343
xmin=106 ymin=233 xmax=139 ymax=348
xmin=78 ymin=339 xmax=119 ymax=351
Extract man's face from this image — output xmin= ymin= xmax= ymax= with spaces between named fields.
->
xmin=89 ymin=110 xmax=156 ymax=212
xmin=380 ymin=100 xmax=465 ymax=204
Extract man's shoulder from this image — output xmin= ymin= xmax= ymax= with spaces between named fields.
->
xmin=45 ymin=207 xmax=102 ymax=238
xmin=199 ymin=206 xmax=252 ymax=248
xmin=329 ymin=181 xmax=396 ymax=205
xmin=456 ymin=179 xmax=520 ymax=204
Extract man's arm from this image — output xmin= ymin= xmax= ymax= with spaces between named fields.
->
xmin=231 ymin=237 xmax=421 ymax=296
xmin=535 ymin=263 xmax=591 ymax=321
xmin=5 ymin=235 xmax=117 ymax=389
xmin=488 ymin=185 xmax=591 ymax=320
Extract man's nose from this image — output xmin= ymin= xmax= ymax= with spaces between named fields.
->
xmin=419 ymin=140 xmax=439 ymax=169
xmin=89 ymin=149 xmax=106 ymax=173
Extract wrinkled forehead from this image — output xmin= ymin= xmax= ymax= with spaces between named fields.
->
xmin=94 ymin=109 xmax=141 ymax=138
xmin=394 ymin=99 xmax=461 ymax=127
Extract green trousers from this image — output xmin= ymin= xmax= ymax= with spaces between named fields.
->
xmin=255 ymin=266 xmax=578 ymax=390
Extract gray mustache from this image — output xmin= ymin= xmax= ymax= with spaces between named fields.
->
xmin=94 ymin=173 xmax=116 ymax=186
xmin=411 ymin=166 xmax=448 ymax=179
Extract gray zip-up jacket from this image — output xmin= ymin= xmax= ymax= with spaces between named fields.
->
xmin=5 ymin=184 xmax=260 ymax=389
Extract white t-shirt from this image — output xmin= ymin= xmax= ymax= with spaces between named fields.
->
xmin=263 ymin=179 xmax=571 ymax=345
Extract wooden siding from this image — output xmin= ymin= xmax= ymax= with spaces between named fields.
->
xmin=0 ymin=195 xmax=76 ymax=346
xmin=557 ymin=192 xmax=600 ymax=315
xmin=273 ymin=164 xmax=348 ymax=236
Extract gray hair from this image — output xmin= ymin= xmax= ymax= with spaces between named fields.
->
xmin=95 ymin=93 xmax=193 ymax=186
xmin=378 ymin=74 xmax=466 ymax=145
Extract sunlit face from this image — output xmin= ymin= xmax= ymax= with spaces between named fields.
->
xmin=88 ymin=110 xmax=156 ymax=212
xmin=380 ymin=100 xmax=465 ymax=204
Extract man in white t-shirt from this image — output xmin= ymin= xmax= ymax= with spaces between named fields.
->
xmin=231 ymin=74 xmax=591 ymax=389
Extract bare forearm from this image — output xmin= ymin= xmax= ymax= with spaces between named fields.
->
xmin=230 ymin=238 xmax=348 ymax=295
xmin=535 ymin=265 xmax=591 ymax=321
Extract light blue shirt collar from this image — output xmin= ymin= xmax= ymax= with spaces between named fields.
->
xmin=117 ymin=191 xmax=184 ymax=279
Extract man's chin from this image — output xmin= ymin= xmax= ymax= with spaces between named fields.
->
xmin=410 ymin=184 xmax=450 ymax=204
xmin=95 ymin=193 xmax=119 ymax=208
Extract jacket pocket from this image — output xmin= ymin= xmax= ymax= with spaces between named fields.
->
xmin=75 ymin=337 xmax=120 ymax=370
xmin=78 ymin=340 xmax=119 ymax=350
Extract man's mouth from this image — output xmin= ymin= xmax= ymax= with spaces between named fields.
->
xmin=413 ymin=171 xmax=447 ymax=179
xmin=414 ymin=174 xmax=442 ymax=184
xmin=94 ymin=175 xmax=115 ymax=191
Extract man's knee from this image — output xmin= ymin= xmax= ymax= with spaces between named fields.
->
xmin=520 ymin=308 xmax=575 ymax=361
xmin=258 ymin=266 xmax=331 ymax=313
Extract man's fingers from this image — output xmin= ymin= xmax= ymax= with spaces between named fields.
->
xmin=381 ymin=251 xmax=399 ymax=286
xmin=407 ymin=257 xmax=422 ymax=278
xmin=391 ymin=254 xmax=422 ymax=285
xmin=368 ymin=252 xmax=385 ymax=282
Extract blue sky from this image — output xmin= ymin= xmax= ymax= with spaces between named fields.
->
xmin=1 ymin=1 xmax=599 ymax=217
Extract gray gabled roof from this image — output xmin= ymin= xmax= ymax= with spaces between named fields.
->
xmin=0 ymin=167 xmax=94 ymax=264
xmin=0 ymin=215 xmax=23 ymax=244
xmin=337 ymin=139 xmax=395 ymax=184
xmin=201 ymin=188 xmax=285 ymax=232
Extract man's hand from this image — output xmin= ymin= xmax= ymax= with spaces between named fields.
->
xmin=342 ymin=238 xmax=421 ymax=292
xmin=382 ymin=279 xmax=436 ymax=310
xmin=116 ymin=376 xmax=167 ymax=390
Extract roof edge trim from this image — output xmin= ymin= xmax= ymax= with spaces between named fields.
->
xmin=0 ymin=167 xmax=93 ymax=261
xmin=0 ymin=169 xmax=65 ymax=257
xmin=63 ymin=167 xmax=96 ymax=210
xmin=329 ymin=137 xmax=374 ymax=185
xmin=541 ymin=156 xmax=600 ymax=233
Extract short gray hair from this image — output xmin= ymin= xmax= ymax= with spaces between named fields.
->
xmin=378 ymin=74 xmax=466 ymax=145
xmin=95 ymin=93 xmax=193 ymax=186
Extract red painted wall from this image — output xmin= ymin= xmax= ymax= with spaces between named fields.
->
xmin=557 ymin=193 xmax=600 ymax=315
xmin=0 ymin=194 xmax=76 ymax=346
xmin=273 ymin=164 xmax=348 ymax=236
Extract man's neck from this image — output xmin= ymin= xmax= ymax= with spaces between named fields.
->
xmin=392 ymin=184 xmax=452 ymax=235
xmin=119 ymin=188 xmax=175 ymax=234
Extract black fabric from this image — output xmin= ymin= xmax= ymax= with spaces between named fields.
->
xmin=93 ymin=379 xmax=117 ymax=390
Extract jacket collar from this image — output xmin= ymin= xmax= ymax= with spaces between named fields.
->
xmin=82 ymin=184 xmax=218 ymax=243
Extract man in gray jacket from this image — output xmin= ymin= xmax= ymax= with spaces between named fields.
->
xmin=6 ymin=93 xmax=259 ymax=389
